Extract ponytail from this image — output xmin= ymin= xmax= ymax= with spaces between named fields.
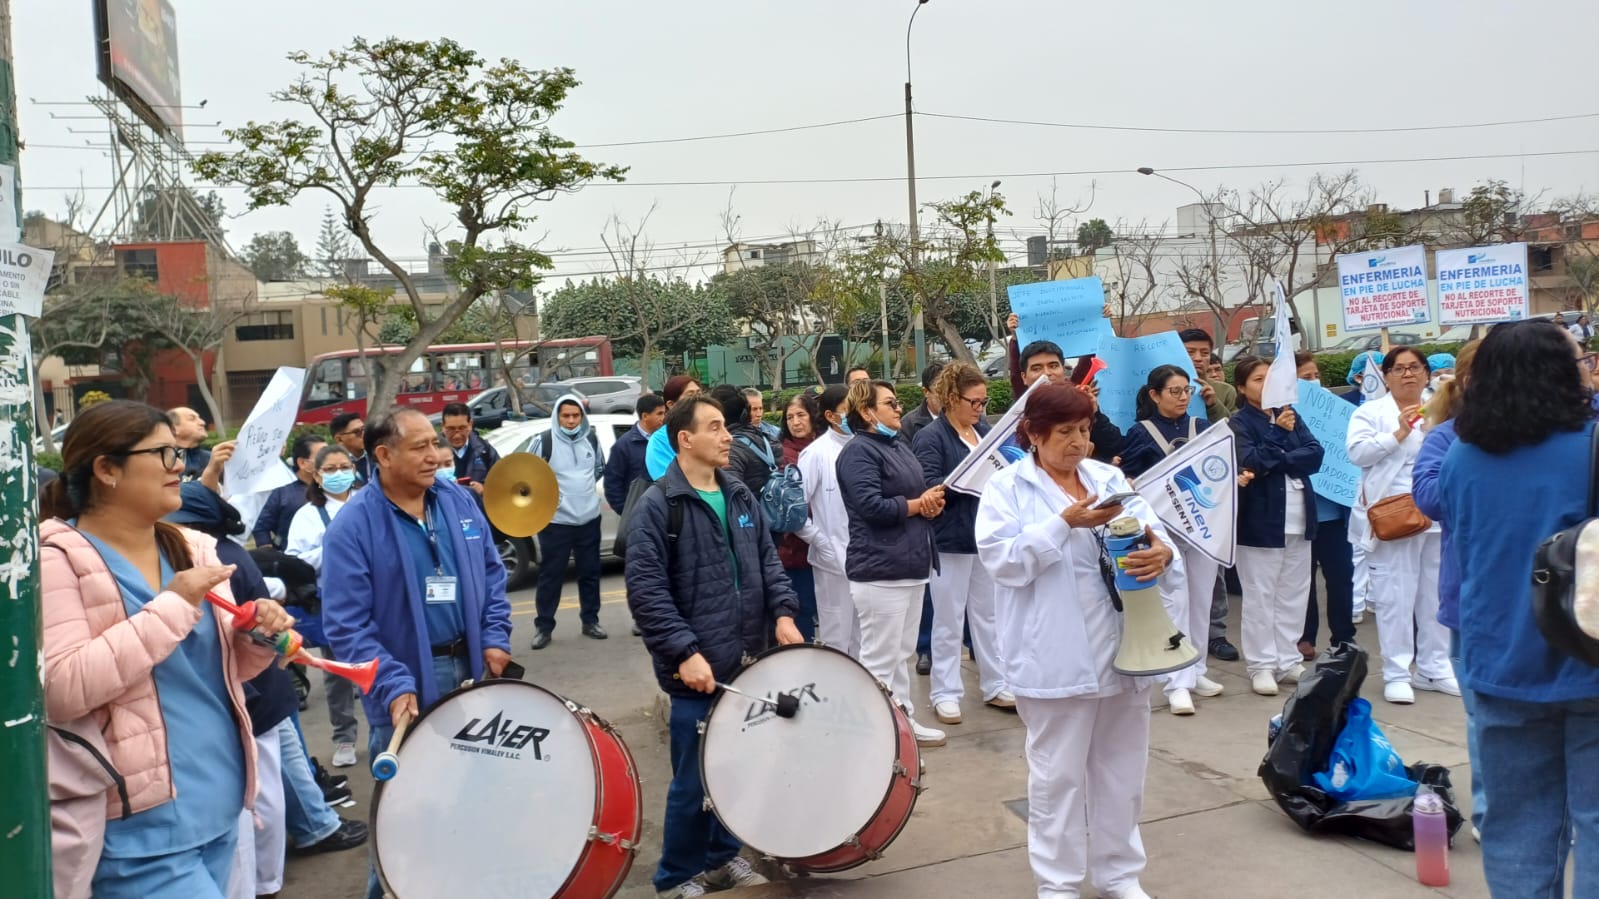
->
xmin=153 ymin=521 xmax=195 ymax=572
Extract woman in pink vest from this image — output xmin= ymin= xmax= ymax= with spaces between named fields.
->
xmin=40 ymin=400 xmax=291 ymax=898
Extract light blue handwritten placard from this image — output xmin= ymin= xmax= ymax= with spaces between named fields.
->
xmin=1010 ymin=277 xmax=1114 ymax=358
xmin=1294 ymin=380 xmax=1359 ymax=507
xmin=1093 ymin=331 xmax=1205 ymax=431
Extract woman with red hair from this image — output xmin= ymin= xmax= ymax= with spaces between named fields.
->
xmin=976 ymin=383 xmax=1173 ymax=899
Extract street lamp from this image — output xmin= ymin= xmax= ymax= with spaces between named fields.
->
xmin=986 ymin=179 xmax=1002 ymax=342
xmin=1138 ymin=166 xmax=1225 ymax=341
xmin=905 ymin=0 xmax=930 ymax=373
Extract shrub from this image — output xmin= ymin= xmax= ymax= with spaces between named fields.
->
xmin=37 ymin=451 xmax=63 ymax=473
xmin=78 ymin=390 xmax=111 ymax=411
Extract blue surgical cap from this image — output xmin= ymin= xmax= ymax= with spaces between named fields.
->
xmin=1347 ymin=351 xmax=1385 ymax=385
xmin=1428 ymin=353 xmax=1456 ymax=372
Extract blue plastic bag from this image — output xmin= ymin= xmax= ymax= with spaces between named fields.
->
xmin=1311 ymin=698 xmax=1418 ymax=801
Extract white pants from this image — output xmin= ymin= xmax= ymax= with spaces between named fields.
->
xmin=1351 ymin=544 xmax=1369 ymax=615
xmin=1163 ymin=543 xmax=1216 ymax=693
xmin=227 ymin=724 xmax=286 ymax=898
xmin=1015 ymin=691 xmax=1150 ymax=898
xmin=851 ymin=580 xmax=924 ymax=714
xmin=1236 ymin=541 xmax=1314 ymax=677
xmin=929 ymin=552 xmax=1007 ymax=706
xmin=1367 ymin=530 xmax=1453 ymax=685
xmin=814 ymin=567 xmax=862 ymax=659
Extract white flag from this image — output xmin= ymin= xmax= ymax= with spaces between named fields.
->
xmin=223 ymin=366 xmax=306 ymax=537
xmin=1262 ymin=280 xmax=1299 ymax=410
xmin=944 ymin=377 xmax=1048 ymax=497
xmin=1133 ymin=421 xmax=1237 ymax=567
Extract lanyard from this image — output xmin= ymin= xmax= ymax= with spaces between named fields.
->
xmin=418 ymin=503 xmax=445 ymax=577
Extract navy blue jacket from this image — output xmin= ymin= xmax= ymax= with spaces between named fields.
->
xmin=837 ymin=431 xmax=937 ymax=582
xmin=912 ymin=415 xmax=989 ymax=554
xmin=322 ymin=480 xmax=512 ymax=725
xmin=624 ymin=462 xmax=798 ymax=698
xmin=1119 ymin=414 xmax=1210 ymax=480
xmin=449 ymin=432 xmax=501 ymax=486
xmin=252 ymin=472 xmax=311 ymax=549
xmin=214 ymin=530 xmax=298 ymax=737
xmin=1232 ymin=404 xmax=1325 ymax=547
xmin=603 ymin=424 xmax=651 ymax=512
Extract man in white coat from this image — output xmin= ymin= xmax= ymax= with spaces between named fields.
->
xmin=797 ymin=384 xmax=861 ymax=658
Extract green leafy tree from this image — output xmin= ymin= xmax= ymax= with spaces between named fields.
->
xmin=713 ymin=263 xmax=824 ymax=389
xmin=541 ymin=276 xmax=736 ymax=379
xmin=1076 ymin=218 xmax=1113 ymax=253
xmin=240 ymin=231 xmax=308 ymax=281
xmin=194 ymin=37 xmax=625 ymax=418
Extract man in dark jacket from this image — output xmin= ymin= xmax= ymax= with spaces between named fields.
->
xmin=625 ymin=395 xmax=802 ymax=898
xmin=603 ymin=393 xmax=666 ymax=511
xmin=253 ymin=433 xmax=327 ymax=549
xmin=899 ymin=361 xmax=945 ymax=445
xmin=441 ymin=402 xmax=502 ymax=497
xmin=710 ymin=384 xmax=778 ymax=495
xmin=1015 ymin=340 xmax=1123 ymax=463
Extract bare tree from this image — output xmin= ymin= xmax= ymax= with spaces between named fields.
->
xmin=1098 ymin=222 xmax=1167 ymax=333
xmin=597 ymin=206 xmax=722 ymax=389
xmin=130 ymin=280 xmax=257 ymax=432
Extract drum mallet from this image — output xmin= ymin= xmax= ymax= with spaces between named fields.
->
xmin=675 ymin=674 xmax=800 ymax=718
xmin=372 ymin=709 xmax=415 ymax=781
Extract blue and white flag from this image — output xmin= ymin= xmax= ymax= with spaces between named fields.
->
xmin=944 ymin=377 xmax=1047 ymax=497
xmin=1132 ymin=421 xmax=1237 ymax=567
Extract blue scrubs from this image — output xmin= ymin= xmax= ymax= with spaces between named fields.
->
xmin=389 ymin=493 xmax=466 ymax=645
xmin=80 ymin=534 xmax=244 ymax=898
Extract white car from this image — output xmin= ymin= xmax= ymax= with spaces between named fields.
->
xmin=484 ymin=414 xmax=637 ymax=588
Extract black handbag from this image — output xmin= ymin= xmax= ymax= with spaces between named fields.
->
xmin=1530 ymin=424 xmax=1599 ymax=667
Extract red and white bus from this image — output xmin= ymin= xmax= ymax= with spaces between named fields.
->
xmin=296 ymin=336 xmax=614 ymax=426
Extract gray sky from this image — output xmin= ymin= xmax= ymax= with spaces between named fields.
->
xmin=16 ymin=0 xmax=1599 ymax=283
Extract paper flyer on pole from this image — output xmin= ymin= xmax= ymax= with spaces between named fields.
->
xmin=0 ymin=244 xmax=55 ymax=318
xmin=224 ymin=367 xmax=306 ymax=535
xmin=1132 ymin=421 xmax=1236 ymax=567
xmin=1337 ymin=245 xmax=1430 ymax=332
xmin=1436 ymin=242 xmax=1529 ymax=326
xmin=944 ymin=377 xmax=1047 ymax=497
xmin=1009 ymin=277 xmax=1115 ymax=358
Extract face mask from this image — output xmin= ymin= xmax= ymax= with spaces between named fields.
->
xmin=874 ymin=422 xmax=898 ymax=438
xmin=434 ymin=468 xmax=456 ymax=484
xmin=560 ymin=424 xmax=582 ymax=437
xmin=321 ymin=471 xmax=356 ymax=495
xmin=835 ymin=417 xmax=851 ymax=435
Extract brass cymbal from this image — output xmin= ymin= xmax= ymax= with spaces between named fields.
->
xmin=481 ymin=452 xmax=560 ymax=538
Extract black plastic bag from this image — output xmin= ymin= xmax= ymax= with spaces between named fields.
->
xmin=1258 ymin=643 xmax=1465 ymax=850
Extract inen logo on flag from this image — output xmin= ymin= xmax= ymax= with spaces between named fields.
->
xmin=1172 ymin=464 xmax=1222 ymax=511
xmin=1134 ymin=424 xmax=1237 ymax=567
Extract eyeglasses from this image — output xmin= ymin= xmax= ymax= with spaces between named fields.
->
xmin=959 ymin=395 xmax=991 ymax=410
xmin=1390 ymin=364 xmax=1426 ymax=375
xmin=115 ymin=445 xmax=185 ymax=469
xmin=1161 ymin=386 xmax=1194 ymax=397
xmin=1581 ymin=354 xmax=1598 ymax=372
xmin=338 ymin=426 xmax=366 ymax=438
xmin=319 ymin=464 xmax=355 ymax=474
xmin=877 ymin=398 xmax=903 ymax=411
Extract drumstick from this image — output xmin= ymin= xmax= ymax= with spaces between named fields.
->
xmin=674 ymin=674 xmax=799 ymax=718
xmin=371 ymin=709 xmax=414 ymax=781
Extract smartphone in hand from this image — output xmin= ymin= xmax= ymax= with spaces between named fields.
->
xmin=1091 ymin=491 xmax=1139 ymax=511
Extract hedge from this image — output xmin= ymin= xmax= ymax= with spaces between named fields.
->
xmin=760 ymin=378 xmax=1019 ymax=427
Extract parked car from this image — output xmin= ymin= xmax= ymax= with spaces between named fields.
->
xmin=426 ymin=384 xmax=571 ymax=429
xmin=1316 ymin=332 xmax=1424 ymax=355
xmin=483 ymin=413 xmax=637 ymax=589
xmin=558 ymin=376 xmax=644 ymax=414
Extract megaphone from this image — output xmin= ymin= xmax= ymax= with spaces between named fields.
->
xmin=1104 ymin=517 xmax=1202 ymax=677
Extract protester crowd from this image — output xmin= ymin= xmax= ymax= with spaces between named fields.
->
xmin=33 ymin=312 xmax=1599 ymax=899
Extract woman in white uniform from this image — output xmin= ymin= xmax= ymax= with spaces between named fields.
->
xmin=976 ymin=382 xmax=1172 ymax=899
xmin=284 ymin=445 xmax=357 ymax=571
xmin=1346 ymin=346 xmax=1456 ymax=704
xmin=796 ymin=384 xmax=860 ymax=656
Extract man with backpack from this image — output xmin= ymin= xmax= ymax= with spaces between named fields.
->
xmin=531 ymin=394 xmax=607 ymax=649
xmin=710 ymin=385 xmax=808 ymax=534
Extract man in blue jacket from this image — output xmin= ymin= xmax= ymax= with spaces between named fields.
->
xmin=626 ymin=395 xmax=803 ymax=899
xmin=321 ymin=407 xmax=513 ymax=898
xmin=603 ymin=393 xmax=666 ymax=512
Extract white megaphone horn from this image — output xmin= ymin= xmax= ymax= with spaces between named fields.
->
xmin=1104 ymin=516 xmax=1201 ymax=677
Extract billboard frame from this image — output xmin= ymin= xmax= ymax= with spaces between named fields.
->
xmin=92 ymin=0 xmax=184 ymax=139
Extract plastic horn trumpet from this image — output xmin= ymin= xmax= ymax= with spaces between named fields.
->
xmin=202 ymin=592 xmax=380 ymax=694
xmin=372 ymin=709 xmax=414 ymax=781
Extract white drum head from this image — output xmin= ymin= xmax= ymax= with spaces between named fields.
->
xmin=374 ymin=681 xmax=596 ymax=898
xmin=701 ymin=647 xmax=898 ymax=858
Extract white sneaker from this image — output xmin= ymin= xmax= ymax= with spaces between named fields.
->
xmin=331 ymin=742 xmax=357 ymax=768
xmin=1384 ymin=681 xmax=1416 ymax=704
xmin=656 ymin=879 xmax=707 ymax=899
xmin=703 ymin=856 xmax=767 ymax=889
xmin=1279 ymin=663 xmax=1307 ymax=685
xmin=910 ymin=718 xmax=947 ymax=747
xmin=1108 ymin=884 xmax=1153 ymax=899
xmin=1251 ymin=671 xmax=1279 ymax=696
xmin=1193 ymin=676 xmax=1225 ymax=697
xmin=933 ymin=701 xmax=962 ymax=725
xmin=1167 ymin=688 xmax=1195 ymax=716
xmin=1352 ymin=610 xmax=1366 ymax=624
xmin=984 ymin=690 xmax=1017 ymax=710
xmin=1413 ymin=675 xmax=1462 ymax=697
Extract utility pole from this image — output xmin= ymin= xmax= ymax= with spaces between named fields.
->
xmin=0 ymin=0 xmax=51 ymax=895
xmin=904 ymin=0 xmax=929 ymax=375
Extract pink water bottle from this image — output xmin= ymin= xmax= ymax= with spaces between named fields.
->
xmin=1413 ymin=788 xmax=1450 ymax=886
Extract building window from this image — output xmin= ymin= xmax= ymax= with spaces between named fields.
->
xmin=235 ymin=310 xmax=295 ymax=342
xmin=119 ymin=248 xmax=159 ymax=281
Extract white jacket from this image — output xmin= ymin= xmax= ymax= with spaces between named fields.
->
xmin=797 ymin=428 xmax=852 ymax=575
xmin=284 ymin=496 xmax=346 ymax=572
xmin=975 ymin=456 xmax=1174 ymax=700
xmin=1345 ymin=394 xmax=1434 ymax=549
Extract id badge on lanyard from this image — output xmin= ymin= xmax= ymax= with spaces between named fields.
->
xmin=421 ymin=508 xmax=458 ymax=604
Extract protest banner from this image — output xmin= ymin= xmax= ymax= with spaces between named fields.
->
xmin=1133 ymin=422 xmax=1236 ymax=566
xmin=1436 ymin=242 xmax=1529 ymax=326
xmin=1009 ymin=276 xmax=1114 ymax=358
xmin=945 ymin=377 xmax=1045 ymax=497
xmin=0 ymin=244 xmax=55 ymax=318
xmin=1294 ymin=380 xmax=1360 ymax=507
xmin=224 ymin=367 xmax=306 ymax=535
xmin=1336 ymin=245 xmax=1430 ymax=332
xmin=1093 ymin=331 xmax=1204 ymax=431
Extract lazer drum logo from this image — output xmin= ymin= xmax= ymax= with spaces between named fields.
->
xmin=743 ymin=683 xmax=822 ymax=727
xmin=449 ymin=711 xmax=550 ymax=761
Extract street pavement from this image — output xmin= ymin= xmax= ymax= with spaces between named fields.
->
xmin=285 ymin=567 xmax=1495 ymax=898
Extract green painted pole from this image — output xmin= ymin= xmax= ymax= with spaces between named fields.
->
xmin=0 ymin=0 xmax=51 ymax=894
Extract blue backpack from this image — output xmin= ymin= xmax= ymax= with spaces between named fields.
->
xmin=735 ymin=434 xmax=808 ymax=534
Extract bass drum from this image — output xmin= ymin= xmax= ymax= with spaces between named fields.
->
xmin=372 ymin=679 xmax=641 ymax=898
xmin=699 ymin=644 xmax=923 ymax=872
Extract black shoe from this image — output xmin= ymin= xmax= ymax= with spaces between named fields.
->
xmin=631 ymin=623 xmax=642 ymax=636
xmin=1208 ymin=638 xmax=1240 ymax=662
xmin=916 ymin=653 xmax=931 ymax=676
xmin=582 ymin=622 xmax=608 ymax=640
xmin=321 ymin=780 xmax=352 ymax=807
xmin=309 ymin=757 xmax=349 ymax=792
xmin=530 ymin=630 xmax=552 ymax=650
xmin=291 ymin=819 xmax=369 ymax=855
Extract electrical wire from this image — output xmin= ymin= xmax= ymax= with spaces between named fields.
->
xmin=570 ymin=113 xmax=901 ymax=148
xmin=918 ymin=110 xmax=1599 ymax=136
